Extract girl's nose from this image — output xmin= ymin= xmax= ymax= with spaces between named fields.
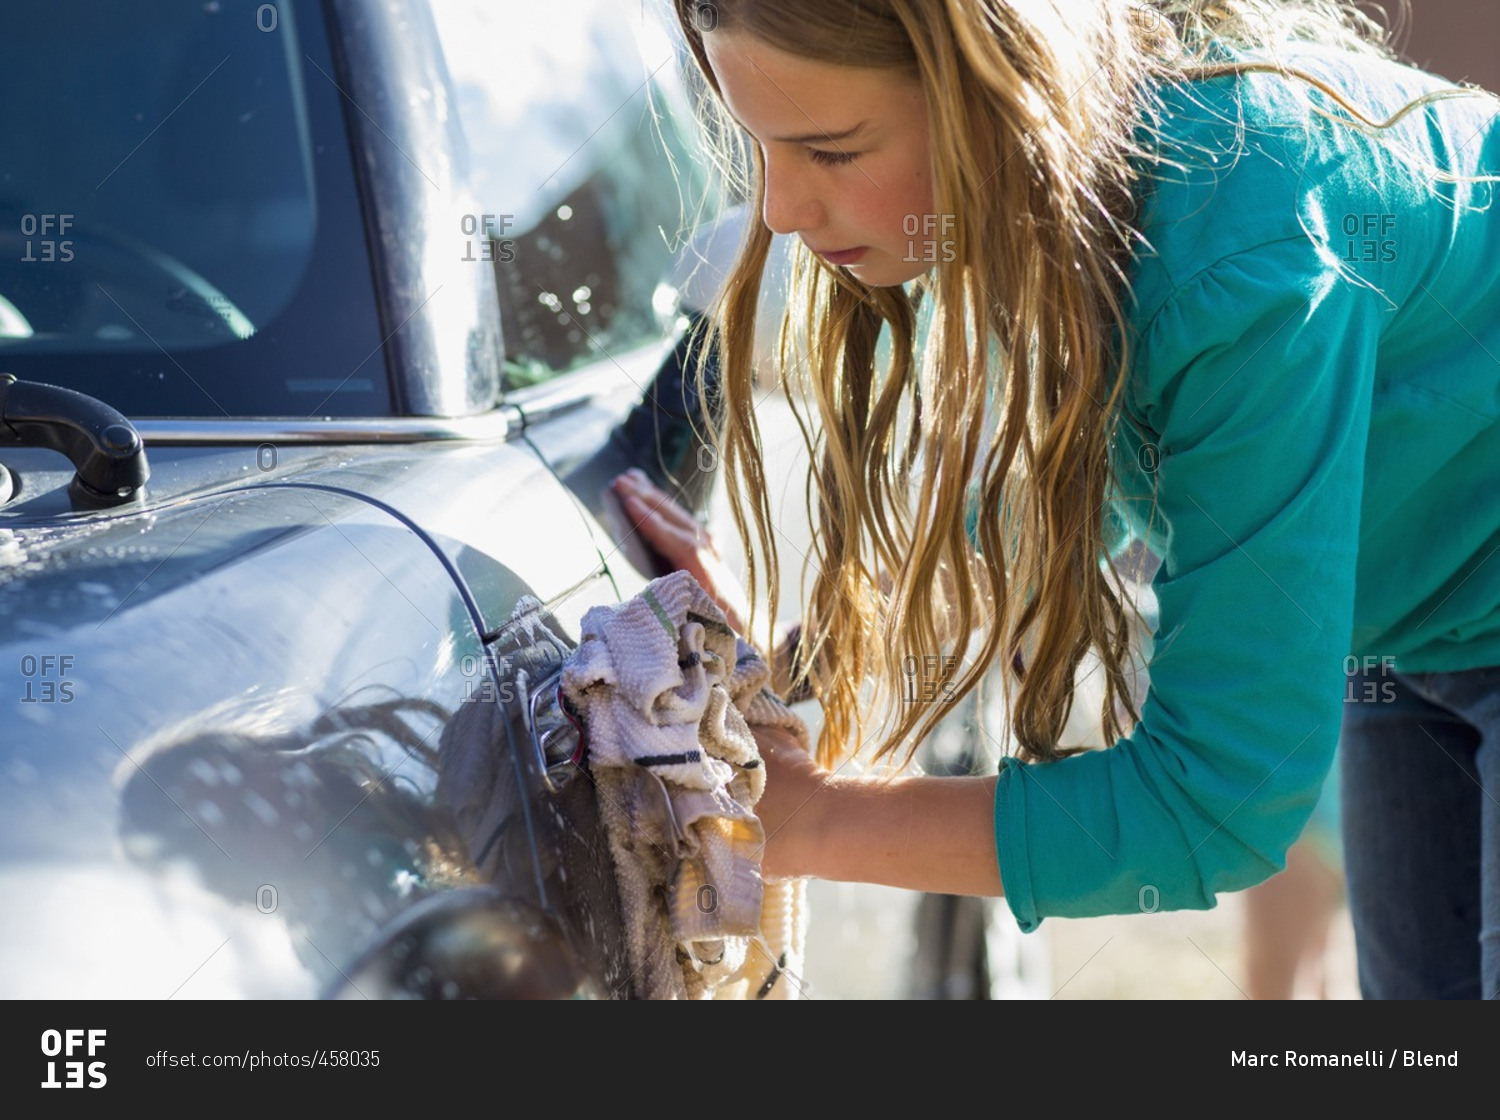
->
xmin=760 ymin=155 xmax=821 ymax=236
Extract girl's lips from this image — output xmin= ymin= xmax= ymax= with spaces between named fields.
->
xmin=814 ymin=246 xmax=868 ymax=265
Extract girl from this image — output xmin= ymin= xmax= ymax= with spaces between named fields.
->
xmin=613 ymin=0 xmax=1500 ymax=998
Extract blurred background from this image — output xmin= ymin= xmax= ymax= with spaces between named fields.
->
xmin=1377 ymin=1 xmax=1500 ymax=94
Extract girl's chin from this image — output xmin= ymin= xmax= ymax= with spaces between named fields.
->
xmin=841 ymin=255 xmax=931 ymax=288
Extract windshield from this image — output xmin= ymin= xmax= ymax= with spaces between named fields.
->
xmin=0 ymin=0 xmax=388 ymax=418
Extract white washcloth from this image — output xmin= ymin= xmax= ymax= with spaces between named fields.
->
xmin=562 ymin=570 xmax=810 ymax=999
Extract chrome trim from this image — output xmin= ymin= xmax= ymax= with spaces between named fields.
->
xmin=128 ymin=338 xmax=674 ymax=445
xmin=131 ymin=410 xmax=519 ymax=445
xmin=527 ymin=667 xmax=583 ymax=794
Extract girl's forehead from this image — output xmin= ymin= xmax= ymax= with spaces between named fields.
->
xmin=702 ymin=30 xmax=915 ymax=139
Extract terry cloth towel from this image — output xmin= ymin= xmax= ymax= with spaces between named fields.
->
xmin=561 ymin=569 xmax=811 ymax=1000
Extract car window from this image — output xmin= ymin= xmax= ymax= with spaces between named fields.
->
xmin=429 ymin=0 xmax=721 ymax=391
xmin=0 ymin=1 xmax=388 ymax=418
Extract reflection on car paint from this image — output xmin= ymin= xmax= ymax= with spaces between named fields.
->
xmin=115 ymin=594 xmax=630 ymax=999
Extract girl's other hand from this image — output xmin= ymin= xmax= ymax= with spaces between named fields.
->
xmin=609 ymin=469 xmax=752 ymax=636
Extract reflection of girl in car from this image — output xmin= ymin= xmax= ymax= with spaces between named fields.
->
xmin=616 ymin=0 xmax=1500 ymax=999
xmin=115 ymin=682 xmax=622 ymax=998
xmin=115 ymin=696 xmax=476 ymax=975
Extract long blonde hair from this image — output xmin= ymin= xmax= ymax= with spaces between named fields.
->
xmin=669 ymin=0 xmax=1483 ymax=768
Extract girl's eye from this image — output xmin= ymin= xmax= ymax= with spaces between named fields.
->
xmin=808 ymin=148 xmax=859 ymax=166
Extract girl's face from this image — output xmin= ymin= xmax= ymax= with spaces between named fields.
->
xmin=702 ymin=31 xmax=936 ymax=288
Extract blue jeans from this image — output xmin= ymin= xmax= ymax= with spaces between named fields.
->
xmin=1340 ymin=661 xmax=1500 ymax=999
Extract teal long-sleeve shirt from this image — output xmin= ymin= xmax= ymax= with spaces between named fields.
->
xmin=994 ymin=41 xmax=1500 ymax=932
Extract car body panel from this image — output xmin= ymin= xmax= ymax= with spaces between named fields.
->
xmin=0 ymin=434 xmax=637 ymax=996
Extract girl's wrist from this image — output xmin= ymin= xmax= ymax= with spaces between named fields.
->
xmin=784 ymin=770 xmax=867 ymax=883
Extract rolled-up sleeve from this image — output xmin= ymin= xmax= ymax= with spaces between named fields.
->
xmin=996 ymin=237 xmax=1382 ymax=932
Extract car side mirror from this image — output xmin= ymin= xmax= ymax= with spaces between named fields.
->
xmin=0 ymin=373 xmax=148 ymax=508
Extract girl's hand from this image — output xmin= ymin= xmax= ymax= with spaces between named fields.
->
xmin=609 ymin=469 xmax=752 ymax=636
